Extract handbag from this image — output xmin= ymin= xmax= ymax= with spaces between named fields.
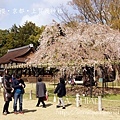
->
xmin=43 ymin=95 xmax=47 ymax=101
xmin=6 ymin=92 xmax=13 ymax=98
xmin=21 ymin=88 xmax=25 ymax=94
xmin=43 ymin=92 xmax=48 ymax=101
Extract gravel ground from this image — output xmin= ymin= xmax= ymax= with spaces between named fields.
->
xmin=0 ymin=94 xmax=120 ymax=120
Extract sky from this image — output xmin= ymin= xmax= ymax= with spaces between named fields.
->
xmin=0 ymin=0 xmax=71 ymax=30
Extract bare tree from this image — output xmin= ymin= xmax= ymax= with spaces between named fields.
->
xmin=109 ymin=0 xmax=120 ymax=31
xmin=55 ymin=0 xmax=120 ymax=31
xmin=69 ymin=0 xmax=112 ymax=24
xmin=55 ymin=4 xmax=79 ymax=28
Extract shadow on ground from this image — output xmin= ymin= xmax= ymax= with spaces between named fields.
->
xmin=65 ymin=104 xmax=72 ymax=107
xmin=46 ymin=103 xmax=53 ymax=107
xmin=23 ymin=109 xmax=37 ymax=113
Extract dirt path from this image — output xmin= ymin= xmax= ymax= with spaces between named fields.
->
xmin=0 ymin=95 xmax=120 ymax=120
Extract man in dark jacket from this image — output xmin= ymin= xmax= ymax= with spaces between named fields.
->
xmin=54 ymin=77 xmax=66 ymax=109
xmin=12 ymin=74 xmax=26 ymax=114
xmin=36 ymin=77 xmax=47 ymax=108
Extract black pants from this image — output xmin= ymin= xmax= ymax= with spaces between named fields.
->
xmin=36 ymin=97 xmax=46 ymax=107
xmin=3 ymin=101 xmax=10 ymax=113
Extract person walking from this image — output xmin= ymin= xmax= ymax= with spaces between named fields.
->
xmin=12 ymin=74 xmax=26 ymax=114
xmin=2 ymin=75 xmax=13 ymax=115
xmin=54 ymin=77 xmax=66 ymax=109
xmin=36 ymin=77 xmax=47 ymax=108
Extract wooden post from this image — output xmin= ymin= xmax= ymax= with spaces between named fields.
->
xmin=98 ymin=96 xmax=102 ymax=111
xmin=76 ymin=93 xmax=80 ymax=107
xmin=53 ymin=94 xmax=56 ymax=102
xmin=30 ymin=90 xmax=32 ymax=100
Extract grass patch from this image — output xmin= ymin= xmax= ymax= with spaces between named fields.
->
xmin=103 ymin=94 xmax=120 ymax=100
xmin=1 ymin=82 xmax=118 ymax=110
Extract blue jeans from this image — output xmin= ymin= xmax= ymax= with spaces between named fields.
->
xmin=13 ymin=92 xmax=23 ymax=112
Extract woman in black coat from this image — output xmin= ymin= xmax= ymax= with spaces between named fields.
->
xmin=2 ymin=75 xmax=13 ymax=115
xmin=54 ymin=77 xmax=66 ymax=109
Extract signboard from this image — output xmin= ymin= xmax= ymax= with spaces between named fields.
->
xmin=99 ymin=78 xmax=103 ymax=82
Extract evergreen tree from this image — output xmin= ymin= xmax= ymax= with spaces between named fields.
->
xmin=0 ymin=22 xmax=45 ymax=57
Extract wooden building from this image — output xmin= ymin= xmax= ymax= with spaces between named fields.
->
xmin=0 ymin=44 xmax=35 ymax=69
